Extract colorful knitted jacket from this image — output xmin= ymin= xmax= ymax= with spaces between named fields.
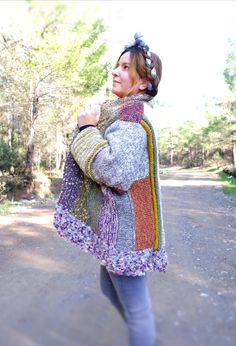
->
xmin=53 ymin=93 xmax=167 ymax=276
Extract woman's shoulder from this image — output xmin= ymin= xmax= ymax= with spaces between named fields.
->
xmin=118 ymin=99 xmax=144 ymax=123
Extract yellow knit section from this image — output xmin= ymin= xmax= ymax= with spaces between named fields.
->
xmin=86 ymin=141 xmax=108 ymax=180
xmin=71 ymin=127 xmax=108 ymax=177
xmin=140 ymin=120 xmax=159 ymax=249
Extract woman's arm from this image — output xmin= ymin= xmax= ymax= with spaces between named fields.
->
xmin=71 ymin=119 xmax=149 ymax=191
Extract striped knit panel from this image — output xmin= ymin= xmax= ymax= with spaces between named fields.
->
xmin=70 ymin=177 xmax=102 ymax=235
xmin=142 ymin=115 xmax=165 ymax=249
xmin=71 ymin=127 xmax=108 ymax=181
xmin=140 ymin=120 xmax=160 ymax=250
xmin=57 ymin=152 xmax=84 ymax=211
xmin=110 ymin=190 xmax=135 ymax=251
xmin=130 ymin=176 xmax=155 ymax=250
xmin=97 ymin=186 xmax=119 ymax=246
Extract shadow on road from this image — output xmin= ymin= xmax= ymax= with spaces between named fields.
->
xmin=0 ymin=170 xmax=235 ymax=346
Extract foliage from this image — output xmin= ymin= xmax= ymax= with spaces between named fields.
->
xmin=0 ymin=0 xmax=111 ymax=179
xmin=224 ymin=38 xmax=236 ymax=93
xmin=158 ymin=112 xmax=234 ymax=168
xmin=0 ymin=140 xmax=25 ymax=173
xmin=218 ymin=171 xmax=236 ymax=198
xmin=159 ymin=35 xmax=236 ymax=169
xmin=222 ymin=37 xmax=236 ymax=166
xmin=0 ymin=201 xmax=22 ymax=213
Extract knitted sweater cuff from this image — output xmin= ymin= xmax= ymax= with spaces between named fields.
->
xmin=79 ymin=124 xmax=95 ymax=132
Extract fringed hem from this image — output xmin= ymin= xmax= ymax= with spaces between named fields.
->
xmin=54 ymin=204 xmax=168 ymax=276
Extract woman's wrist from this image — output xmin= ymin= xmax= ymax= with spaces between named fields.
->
xmin=79 ymin=124 xmax=95 ymax=132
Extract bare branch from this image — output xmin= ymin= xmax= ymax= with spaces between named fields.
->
xmin=36 ymin=71 xmax=54 ymax=88
xmin=40 ymin=20 xmax=57 ymax=39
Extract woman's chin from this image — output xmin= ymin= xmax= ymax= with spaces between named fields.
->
xmin=112 ymin=87 xmax=124 ymax=98
xmin=112 ymin=89 xmax=119 ymax=98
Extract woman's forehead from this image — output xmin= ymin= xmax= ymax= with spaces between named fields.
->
xmin=119 ymin=51 xmax=131 ymax=63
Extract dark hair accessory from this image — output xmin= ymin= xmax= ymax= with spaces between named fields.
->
xmin=124 ymin=32 xmax=157 ymax=91
xmin=124 ymin=32 xmax=149 ymax=51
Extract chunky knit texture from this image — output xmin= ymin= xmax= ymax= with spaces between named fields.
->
xmin=53 ymin=94 xmax=167 ymax=276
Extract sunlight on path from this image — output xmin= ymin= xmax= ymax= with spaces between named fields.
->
xmin=161 ymin=170 xmax=223 ymax=187
xmin=161 ymin=179 xmax=223 ymax=187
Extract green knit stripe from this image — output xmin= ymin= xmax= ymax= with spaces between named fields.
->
xmin=143 ymin=116 xmax=164 ymax=250
xmin=71 ymin=127 xmax=108 ymax=175
xmin=140 ymin=120 xmax=159 ymax=250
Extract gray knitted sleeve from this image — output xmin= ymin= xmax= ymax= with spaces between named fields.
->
xmin=91 ymin=119 xmax=149 ymax=191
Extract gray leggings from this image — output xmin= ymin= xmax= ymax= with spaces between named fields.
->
xmin=100 ymin=265 xmax=156 ymax=346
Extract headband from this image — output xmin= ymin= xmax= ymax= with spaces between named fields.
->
xmin=124 ymin=33 xmax=157 ymax=91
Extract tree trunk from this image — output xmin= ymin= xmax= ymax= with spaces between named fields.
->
xmin=25 ymin=119 xmax=36 ymax=178
xmin=7 ymin=114 xmax=12 ymax=148
xmin=25 ymin=80 xmax=39 ymax=178
xmin=233 ymin=141 xmax=236 ymax=167
xmin=56 ymin=127 xmax=63 ymax=172
xmin=7 ymin=111 xmax=14 ymax=148
xmin=170 ymin=149 xmax=174 ymax=166
xmin=188 ymin=148 xmax=193 ymax=168
xmin=202 ymin=147 xmax=205 ymax=166
xmin=170 ymin=132 xmax=174 ymax=166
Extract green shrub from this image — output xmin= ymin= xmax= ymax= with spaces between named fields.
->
xmin=218 ymin=171 xmax=236 ymax=198
xmin=0 ymin=140 xmax=25 ymax=174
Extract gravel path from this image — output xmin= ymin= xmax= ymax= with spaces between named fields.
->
xmin=0 ymin=169 xmax=235 ymax=346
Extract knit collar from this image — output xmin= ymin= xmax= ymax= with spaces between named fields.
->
xmin=102 ymin=93 xmax=152 ymax=110
xmin=97 ymin=93 xmax=152 ymax=132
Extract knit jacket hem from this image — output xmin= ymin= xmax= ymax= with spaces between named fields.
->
xmin=54 ymin=204 xmax=167 ymax=276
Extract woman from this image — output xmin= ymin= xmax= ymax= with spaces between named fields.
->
xmin=54 ymin=33 xmax=167 ymax=346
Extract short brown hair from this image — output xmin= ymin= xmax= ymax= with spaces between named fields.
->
xmin=117 ymin=47 xmax=162 ymax=97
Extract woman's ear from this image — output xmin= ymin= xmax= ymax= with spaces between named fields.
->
xmin=139 ymin=79 xmax=148 ymax=91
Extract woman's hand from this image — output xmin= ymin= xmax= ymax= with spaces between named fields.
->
xmin=77 ymin=103 xmax=101 ymax=128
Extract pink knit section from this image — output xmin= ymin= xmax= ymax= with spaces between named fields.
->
xmin=130 ymin=176 xmax=155 ymax=250
xmin=118 ymin=100 xmax=144 ymax=122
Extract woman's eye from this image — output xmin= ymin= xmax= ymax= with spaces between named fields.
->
xmin=123 ymin=65 xmax=129 ymax=70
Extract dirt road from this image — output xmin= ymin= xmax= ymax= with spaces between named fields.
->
xmin=0 ymin=170 xmax=235 ymax=346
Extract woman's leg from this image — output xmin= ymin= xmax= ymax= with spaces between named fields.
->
xmin=108 ymin=271 xmax=156 ymax=346
xmin=99 ymin=265 xmax=126 ymax=320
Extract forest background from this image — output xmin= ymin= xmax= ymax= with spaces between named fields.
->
xmin=0 ymin=0 xmax=236 ymax=202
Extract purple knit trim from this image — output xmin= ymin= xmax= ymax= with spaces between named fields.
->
xmin=57 ymin=152 xmax=84 ymax=210
xmin=53 ymin=204 xmax=168 ymax=276
xmin=98 ymin=186 xmax=118 ymax=246
xmin=118 ymin=100 xmax=144 ymax=123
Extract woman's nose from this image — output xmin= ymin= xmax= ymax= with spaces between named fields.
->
xmin=112 ymin=67 xmax=119 ymax=76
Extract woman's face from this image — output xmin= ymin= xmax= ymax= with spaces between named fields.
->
xmin=111 ymin=51 xmax=146 ymax=98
